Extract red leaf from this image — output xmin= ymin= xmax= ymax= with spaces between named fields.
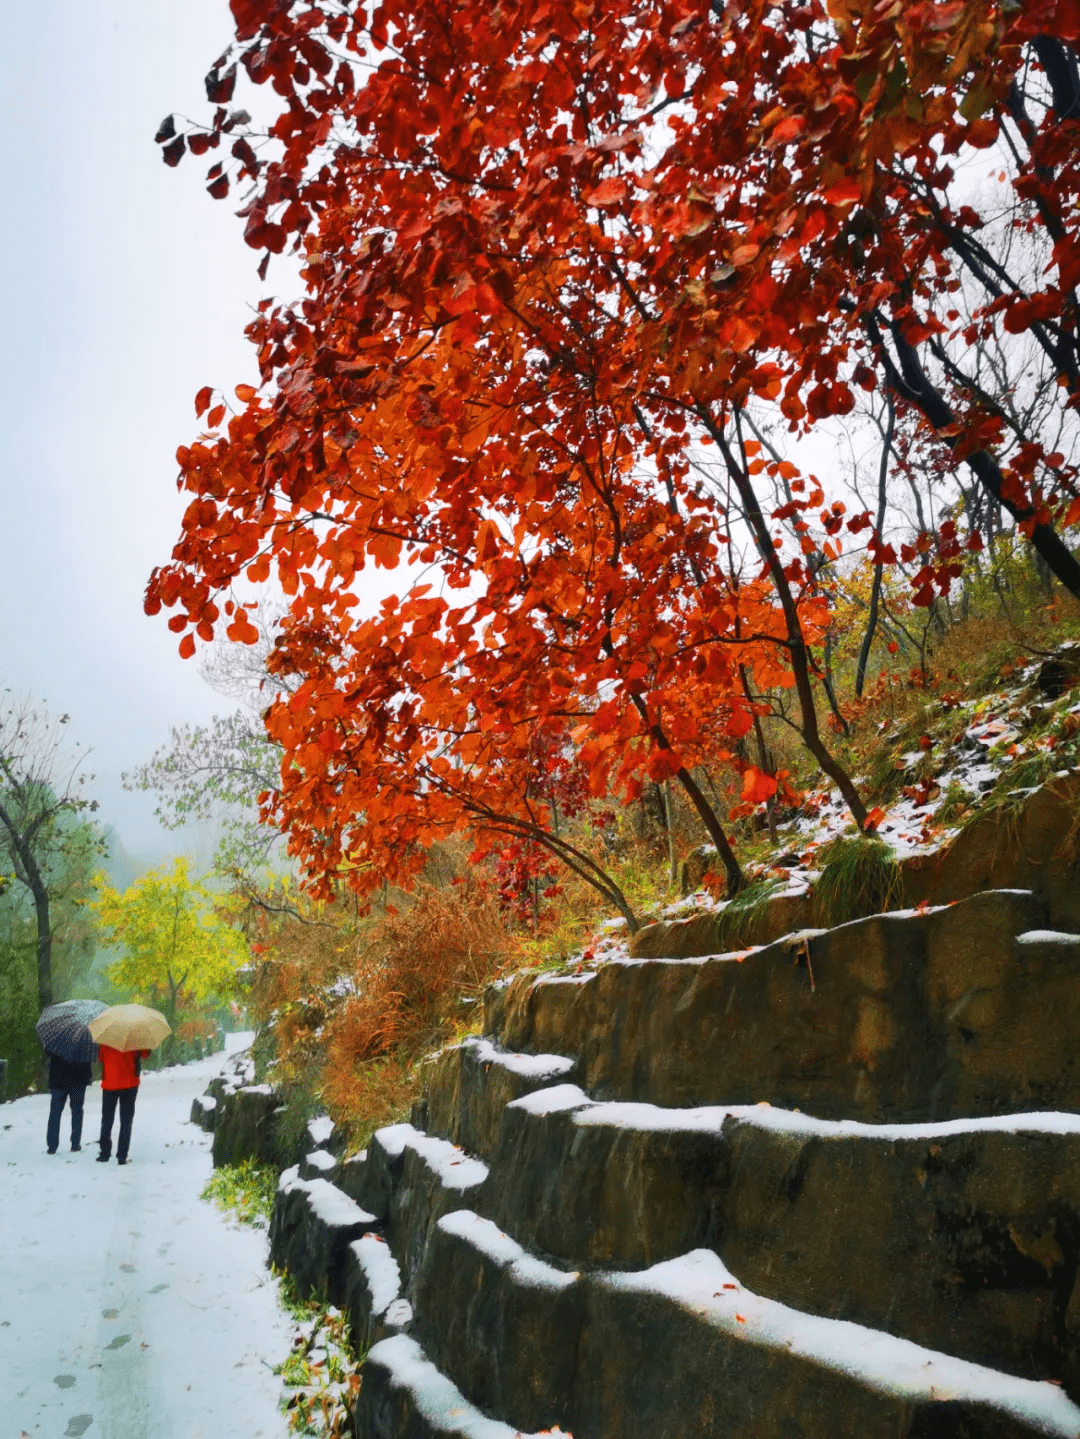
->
xmin=208 ymin=404 xmax=226 ymax=428
xmin=1053 ymin=0 xmax=1080 ymax=43
xmin=226 ymin=616 xmax=260 ymax=645
xmin=205 ymin=62 xmax=237 ymax=104
xmin=244 ymin=215 xmax=286 ymax=252
xmin=207 ymin=174 xmax=230 ymax=200
xmin=767 ymin=114 xmax=806 ymax=147
xmin=741 ymin=767 xmax=778 ymax=805
xmin=178 ymin=633 xmax=196 ymax=660
xmin=235 ymin=383 xmax=257 ymax=403
xmin=823 ymin=176 xmax=862 ymax=206
xmin=586 ymin=176 xmax=628 ymax=206
xmin=965 ymin=118 xmax=998 ymax=148
xmin=154 ymin=115 xmax=176 ymax=144
xmin=162 ymin=134 xmax=186 ymax=167
xmin=231 ymin=137 xmax=260 ymax=172
xmin=195 ymin=385 xmax=213 ymax=418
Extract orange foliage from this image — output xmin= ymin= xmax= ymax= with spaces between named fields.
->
xmin=149 ymin=0 xmax=1080 ymax=906
xmin=175 ymin=1016 xmax=217 ymax=1044
xmin=246 ymin=877 xmax=516 ymax=1144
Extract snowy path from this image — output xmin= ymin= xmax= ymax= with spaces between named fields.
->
xmin=0 ymin=1035 xmax=292 ymax=1439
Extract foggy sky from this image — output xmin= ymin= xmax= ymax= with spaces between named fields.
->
xmin=0 ymin=2 xmax=398 ymax=873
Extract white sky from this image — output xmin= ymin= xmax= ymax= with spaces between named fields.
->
xmin=0 ymin=1 xmax=399 ymax=871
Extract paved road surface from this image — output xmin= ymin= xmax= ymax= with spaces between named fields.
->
xmin=0 ymin=1035 xmax=291 ymax=1439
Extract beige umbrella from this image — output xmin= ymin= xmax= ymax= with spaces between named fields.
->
xmin=88 ymin=1004 xmax=172 ymax=1052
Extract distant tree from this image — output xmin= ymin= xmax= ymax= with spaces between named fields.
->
xmin=90 ymin=857 xmax=249 ymax=1028
xmin=0 ymin=696 xmax=101 ymax=1010
xmin=0 ymin=900 xmax=38 ymax=1092
xmin=125 ymin=605 xmax=290 ymax=878
xmin=0 ymin=825 xmax=100 ymax=1094
xmin=125 ymin=710 xmax=283 ymax=875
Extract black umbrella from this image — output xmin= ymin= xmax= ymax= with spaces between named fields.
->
xmin=35 ymin=1000 xmax=107 ymax=1064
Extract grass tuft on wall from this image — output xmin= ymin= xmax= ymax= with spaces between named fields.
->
xmin=812 ymin=837 xmax=903 ymax=928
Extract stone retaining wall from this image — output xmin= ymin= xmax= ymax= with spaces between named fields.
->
xmin=245 ymin=882 xmax=1080 ymax=1437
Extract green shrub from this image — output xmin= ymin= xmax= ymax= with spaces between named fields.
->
xmin=934 ymin=782 xmax=970 ymax=828
xmin=715 ymin=877 xmax=786 ymax=950
xmin=812 ymin=837 xmax=903 ymax=928
xmin=0 ymin=937 xmax=39 ymax=1095
xmin=200 ymin=1160 xmax=277 ymax=1227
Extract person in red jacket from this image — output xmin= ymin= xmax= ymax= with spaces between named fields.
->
xmin=96 ymin=1045 xmax=149 ymax=1165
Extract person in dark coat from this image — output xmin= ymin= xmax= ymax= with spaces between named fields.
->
xmin=96 ymin=1045 xmax=149 ymax=1165
xmin=46 ymin=1051 xmax=92 ymax=1154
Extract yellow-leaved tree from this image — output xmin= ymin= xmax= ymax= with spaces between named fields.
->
xmin=91 ymin=857 xmax=248 ymax=1029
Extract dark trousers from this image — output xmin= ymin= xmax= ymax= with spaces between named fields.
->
xmin=99 ymin=1086 xmax=138 ymax=1161
xmin=47 ymin=1086 xmax=86 ymax=1152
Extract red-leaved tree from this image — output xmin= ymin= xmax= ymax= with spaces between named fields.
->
xmin=150 ymin=0 xmax=1080 ymax=901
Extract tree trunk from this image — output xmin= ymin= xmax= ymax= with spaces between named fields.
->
xmin=821 ymin=628 xmax=850 ymax=736
xmin=701 ymin=406 xmax=869 ymax=830
xmin=664 ymin=781 xmax=679 ymax=888
xmin=623 ymin=666 xmax=745 ymax=894
xmin=856 ymin=394 xmax=896 ymax=699
xmin=0 ymin=797 xmax=55 ymax=1010
xmin=674 ymin=764 xmax=745 ymax=894
xmin=33 ymin=880 xmax=53 ymax=1011
xmin=740 ymin=665 xmax=779 ymax=846
xmin=869 ymin=314 xmax=1080 ymax=598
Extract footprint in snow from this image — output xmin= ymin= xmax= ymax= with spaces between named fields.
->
xmin=119 ymin=1263 xmax=135 ymax=1272
xmin=101 ymin=1309 xmax=118 ymax=1319
xmin=64 ymin=1417 xmax=93 ymax=1437
xmin=105 ymin=1334 xmax=131 ymax=1350
xmin=149 ymin=1284 xmax=168 ymax=1294
xmin=54 ymin=1375 xmax=76 ymax=1388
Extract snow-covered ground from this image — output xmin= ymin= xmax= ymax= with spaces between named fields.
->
xmin=0 ymin=1033 xmax=292 ymax=1439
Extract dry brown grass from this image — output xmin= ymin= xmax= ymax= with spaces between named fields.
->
xmin=175 ymin=1015 xmax=218 ymax=1044
xmin=245 ymin=875 xmax=519 ymax=1151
